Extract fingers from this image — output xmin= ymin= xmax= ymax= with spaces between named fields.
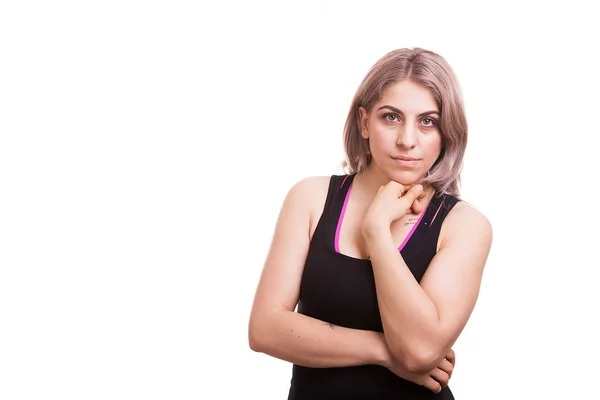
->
xmin=445 ymin=348 xmax=456 ymax=366
xmin=437 ymin=358 xmax=454 ymax=378
xmin=410 ymin=183 xmax=427 ymax=214
xmin=384 ymin=180 xmax=405 ymax=196
xmin=429 ymin=367 xmax=450 ymax=390
xmin=411 ymin=199 xmax=424 ymax=214
xmin=422 ymin=375 xmax=444 ymax=394
xmin=385 ymin=181 xmax=425 ymax=213
xmin=403 ymin=184 xmax=423 ymax=205
xmin=385 ymin=181 xmax=426 ymax=198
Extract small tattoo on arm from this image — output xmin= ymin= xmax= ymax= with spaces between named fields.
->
xmin=404 ymin=217 xmax=419 ymax=226
xmin=324 ymin=323 xmax=336 ymax=329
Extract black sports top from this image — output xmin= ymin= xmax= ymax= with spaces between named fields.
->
xmin=287 ymin=173 xmax=460 ymax=399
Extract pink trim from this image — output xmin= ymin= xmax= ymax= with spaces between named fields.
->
xmin=334 ymin=180 xmax=353 ymax=252
xmin=339 ymin=175 xmax=349 ymax=189
xmin=429 ymin=195 xmax=446 ymax=226
xmin=398 ymin=204 xmax=428 ymax=252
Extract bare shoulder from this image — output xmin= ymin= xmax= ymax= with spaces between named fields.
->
xmin=439 ymin=200 xmax=493 ymax=249
xmin=288 ymin=176 xmax=331 ymax=237
xmin=285 ymin=175 xmax=330 ymax=208
xmin=290 ymin=175 xmax=331 ymax=194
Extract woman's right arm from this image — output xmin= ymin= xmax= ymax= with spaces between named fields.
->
xmin=248 ymin=176 xmax=389 ymax=368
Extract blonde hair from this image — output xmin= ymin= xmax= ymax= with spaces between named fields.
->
xmin=342 ymin=48 xmax=468 ymax=197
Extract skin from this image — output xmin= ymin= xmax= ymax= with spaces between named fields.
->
xmin=359 ymin=80 xmax=493 ymax=373
xmin=249 ymin=80 xmax=491 ymax=394
xmin=358 ymin=79 xmax=443 ymax=205
xmin=248 ymin=176 xmax=455 ymax=394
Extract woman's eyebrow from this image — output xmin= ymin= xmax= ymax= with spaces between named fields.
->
xmin=377 ymin=105 xmax=440 ymax=117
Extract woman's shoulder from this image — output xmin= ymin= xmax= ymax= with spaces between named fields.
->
xmin=284 ymin=175 xmax=340 ymax=224
xmin=293 ymin=175 xmax=333 ymax=189
xmin=442 ymin=199 xmax=493 ymax=243
xmin=286 ymin=175 xmax=335 ymax=205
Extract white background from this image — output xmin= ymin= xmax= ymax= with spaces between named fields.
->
xmin=1 ymin=1 xmax=599 ymax=399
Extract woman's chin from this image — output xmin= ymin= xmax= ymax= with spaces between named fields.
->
xmin=387 ymin=171 xmax=425 ymax=186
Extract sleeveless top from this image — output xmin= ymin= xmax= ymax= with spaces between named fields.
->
xmin=287 ymin=173 xmax=460 ymax=400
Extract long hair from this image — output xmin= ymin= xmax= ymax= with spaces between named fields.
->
xmin=342 ymin=48 xmax=468 ymax=197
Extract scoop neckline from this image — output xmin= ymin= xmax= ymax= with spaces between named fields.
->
xmin=326 ymin=174 xmax=439 ymax=264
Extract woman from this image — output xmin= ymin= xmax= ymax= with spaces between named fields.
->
xmin=248 ymin=47 xmax=493 ymax=399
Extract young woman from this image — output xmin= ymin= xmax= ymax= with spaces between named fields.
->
xmin=248 ymin=47 xmax=493 ymax=399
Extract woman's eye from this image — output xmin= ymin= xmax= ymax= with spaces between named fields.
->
xmin=384 ymin=114 xmax=398 ymax=122
xmin=422 ymin=118 xmax=437 ymax=127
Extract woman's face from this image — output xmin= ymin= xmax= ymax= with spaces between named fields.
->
xmin=359 ymin=80 xmax=443 ymax=186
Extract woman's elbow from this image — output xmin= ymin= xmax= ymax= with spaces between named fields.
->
xmin=248 ymin=313 xmax=274 ymax=353
xmin=248 ymin=318 xmax=264 ymax=352
xmin=248 ymin=329 xmax=260 ymax=352
xmin=394 ymin=345 xmax=441 ymax=374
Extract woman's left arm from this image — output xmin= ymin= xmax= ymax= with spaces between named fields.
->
xmin=365 ymin=202 xmax=493 ymax=374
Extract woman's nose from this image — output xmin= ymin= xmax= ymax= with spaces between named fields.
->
xmin=396 ymin=123 xmax=417 ymax=149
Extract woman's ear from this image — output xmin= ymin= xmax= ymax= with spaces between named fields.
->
xmin=358 ymin=106 xmax=369 ymax=139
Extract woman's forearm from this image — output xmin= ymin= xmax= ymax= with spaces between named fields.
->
xmin=249 ymin=310 xmax=387 ymax=368
xmin=365 ymin=230 xmax=443 ymax=372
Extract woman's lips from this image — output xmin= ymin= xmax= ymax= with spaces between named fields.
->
xmin=391 ymin=156 xmax=420 ymax=167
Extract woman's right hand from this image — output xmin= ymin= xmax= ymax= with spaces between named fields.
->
xmin=380 ymin=337 xmax=455 ymax=394
xmin=428 ymin=348 xmax=455 ymax=391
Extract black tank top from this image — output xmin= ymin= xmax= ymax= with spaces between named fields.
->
xmin=288 ymin=173 xmax=460 ymax=400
